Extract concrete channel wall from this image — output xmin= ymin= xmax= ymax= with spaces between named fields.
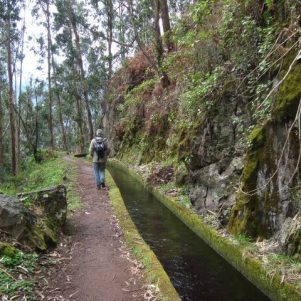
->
xmin=108 ymin=160 xmax=301 ymax=301
xmin=107 ymin=167 xmax=180 ymax=301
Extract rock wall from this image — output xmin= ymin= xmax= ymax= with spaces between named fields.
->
xmin=103 ymin=28 xmax=301 ymax=255
xmin=229 ymin=60 xmax=301 ymax=252
xmin=186 ymin=89 xmax=249 ymax=224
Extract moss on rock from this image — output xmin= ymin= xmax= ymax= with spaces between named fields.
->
xmin=272 ymin=62 xmax=301 ymax=121
xmin=229 ymin=60 xmax=301 ymax=240
xmin=0 ymin=242 xmax=18 ymax=257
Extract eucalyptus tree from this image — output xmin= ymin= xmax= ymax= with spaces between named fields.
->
xmin=18 ymin=80 xmax=42 ymax=161
xmin=89 ymin=0 xmax=117 ymax=117
xmin=86 ymin=39 xmax=107 ymax=126
xmin=169 ymin=0 xmax=193 ymax=17
xmin=55 ymin=0 xmax=94 ymax=140
xmin=0 ymin=18 xmax=6 ymax=169
xmin=34 ymin=0 xmax=55 ymax=149
xmin=1 ymin=0 xmax=21 ymax=175
xmin=104 ymin=0 xmax=114 ymax=81
xmin=160 ymin=0 xmax=174 ymax=52
xmin=51 ymin=58 xmax=69 ymax=151
xmin=16 ymin=3 xmax=26 ymax=165
xmin=54 ymin=3 xmax=89 ymax=152
xmin=0 ymin=64 xmax=5 ymax=168
xmin=125 ymin=0 xmax=172 ymax=86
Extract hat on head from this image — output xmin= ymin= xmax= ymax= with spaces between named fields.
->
xmin=96 ymin=129 xmax=103 ymax=137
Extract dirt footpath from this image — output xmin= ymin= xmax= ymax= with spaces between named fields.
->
xmin=44 ymin=158 xmax=145 ymax=301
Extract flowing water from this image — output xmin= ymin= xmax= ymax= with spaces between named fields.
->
xmin=109 ymin=167 xmax=271 ymax=301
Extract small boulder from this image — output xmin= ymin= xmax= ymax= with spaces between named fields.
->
xmin=0 ymin=185 xmax=67 ymax=251
xmin=18 ymin=185 xmax=67 ymax=230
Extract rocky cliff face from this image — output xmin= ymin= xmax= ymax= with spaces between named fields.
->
xmin=229 ymin=60 xmax=301 ymax=253
xmin=103 ymin=2 xmax=301 ymax=257
xmin=187 ymin=88 xmax=248 ymax=225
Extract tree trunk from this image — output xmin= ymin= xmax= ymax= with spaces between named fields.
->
xmin=126 ymin=0 xmax=157 ymax=70
xmin=17 ymin=12 xmax=25 ymax=168
xmin=75 ymin=87 xmax=85 ymax=154
xmin=160 ymin=0 xmax=174 ymax=52
xmin=68 ymin=0 xmax=94 ymax=140
xmin=7 ymin=18 xmax=17 ymax=175
xmin=153 ymin=0 xmax=170 ymax=88
xmin=47 ymin=6 xmax=68 ymax=152
xmin=33 ymin=91 xmax=40 ymax=162
xmin=53 ymin=83 xmax=68 ymax=151
xmin=0 ymin=92 xmax=3 ymax=168
xmin=46 ymin=0 xmax=54 ymax=149
xmin=71 ymin=56 xmax=85 ymax=153
xmin=118 ymin=1 xmax=126 ymax=61
xmin=106 ymin=0 xmax=113 ymax=81
xmin=153 ymin=0 xmax=163 ymax=68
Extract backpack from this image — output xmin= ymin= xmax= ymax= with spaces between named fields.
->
xmin=94 ymin=138 xmax=106 ymax=160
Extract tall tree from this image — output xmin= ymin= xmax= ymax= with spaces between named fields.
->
xmin=66 ymin=0 xmax=94 ymax=140
xmin=0 ymin=12 xmax=6 ymax=169
xmin=17 ymin=6 xmax=25 ymax=166
xmin=42 ymin=0 xmax=55 ymax=148
xmin=0 ymin=88 xmax=3 ymax=168
xmin=51 ymin=58 xmax=69 ymax=151
xmin=104 ymin=0 xmax=114 ymax=81
xmin=153 ymin=0 xmax=170 ymax=87
xmin=5 ymin=0 xmax=18 ymax=175
xmin=160 ymin=0 xmax=174 ymax=52
xmin=54 ymin=8 xmax=86 ymax=152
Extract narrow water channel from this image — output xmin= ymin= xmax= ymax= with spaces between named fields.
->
xmin=109 ymin=166 xmax=271 ymax=301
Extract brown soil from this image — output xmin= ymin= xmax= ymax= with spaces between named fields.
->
xmin=147 ymin=166 xmax=174 ymax=186
xmin=41 ymin=157 xmax=146 ymax=301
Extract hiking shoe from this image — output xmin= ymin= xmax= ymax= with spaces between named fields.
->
xmin=101 ymin=183 xmax=109 ymax=190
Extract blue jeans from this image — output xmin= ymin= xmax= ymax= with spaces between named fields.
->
xmin=93 ymin=163 xmax=105 ymax=187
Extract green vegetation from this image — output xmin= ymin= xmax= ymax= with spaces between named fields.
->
xmin=0 ymin=152 xmax=82 ymax=212
xmin=0 ymin=248 xmax=37 ymax=298
xmin=108 ymin=0 xmax=301 ymax=177
xmin=0 ymin=151 xmax=64 ymax=195
xmin=0 ymin=153 xmax=82 ymax=298
xmin=64 ymin=163 xmax=83 ymax=212
xmin=1 ymin=0 xmax=300 ymax=299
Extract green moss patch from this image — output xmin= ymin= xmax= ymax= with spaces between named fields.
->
xmin=107 ymin=171 xmax=180 ymax=301
xmin=0 ymin=243 xmax=18 ymax=258
xmin=109 ymin=160 xmax=301 ymax=301
xmin=273 ymin=62 xmax=301 ymax=121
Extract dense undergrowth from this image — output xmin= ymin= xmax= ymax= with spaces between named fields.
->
xmin=1 ymin=151 xmax=64 ymax=194
xmin=0 ymin=150 xmax=81 ymax=212
xmin=107 ymin=0 xmax=301 ymax=231
xmin=0 ymin=151 xmax=81 ymax=299
xmin=104 ymin=0 xmax=301 ymax=291
xmin=0 ymin=244 xmax=38 ymax=300
xmin=112 ymin=0 xmax=300 ymax=165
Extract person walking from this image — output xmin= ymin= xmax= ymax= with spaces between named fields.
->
xmin=89 ymin=129 xmax=110 ymax=189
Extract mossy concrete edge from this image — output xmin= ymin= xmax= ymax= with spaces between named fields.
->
xmin=106 ymin=170 xmax=180 ymax=301
xmin=108 ymin=160 xmax=301 ymax=301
